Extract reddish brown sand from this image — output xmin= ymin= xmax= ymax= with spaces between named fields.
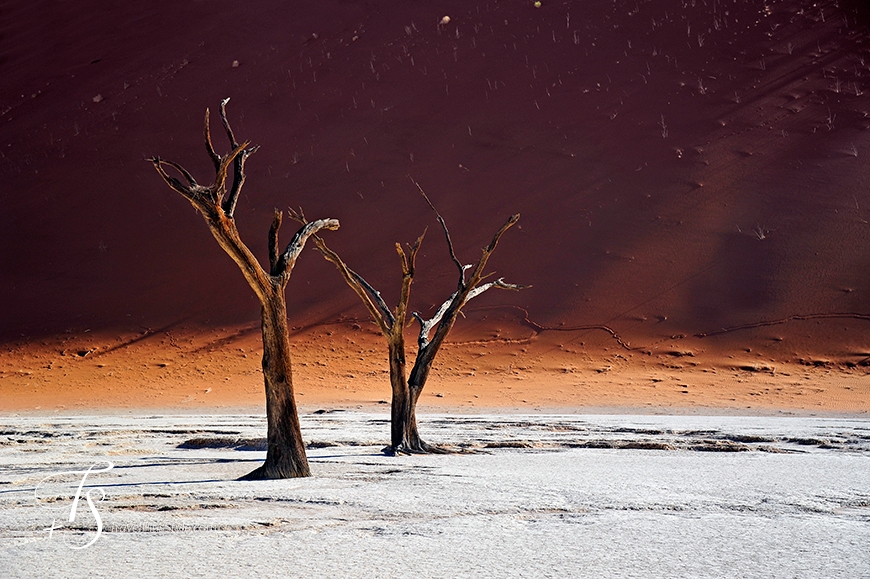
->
xmin=1 ymin=321 xmax=867 ymax=415
xmin=3 ymin=0 xmax=870 ymax=414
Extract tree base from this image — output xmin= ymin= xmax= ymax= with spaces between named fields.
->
xmin=382 ymin=439 xmax=452 ymax=456
xmin=239 ymin=461 xmax=311 ymax=480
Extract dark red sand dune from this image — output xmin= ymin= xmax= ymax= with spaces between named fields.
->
xmin=4 ymin=0 xmax=870 ymax=364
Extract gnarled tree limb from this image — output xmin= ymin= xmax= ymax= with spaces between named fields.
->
xmin=274 ymin=218 xmax=340 ymax=281
xmin=467 ymin=278 xmax=526 ymax=301
xmin=394 ymin=234 xmax=424 ymax=332
xmin=415 ymin=213 xmax=521 ymax=357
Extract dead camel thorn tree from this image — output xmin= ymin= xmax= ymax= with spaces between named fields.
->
xmin=291 ymin=186 xmax=525 ymax=455
xmin=148 ymin=98 xmax=338 ymax=479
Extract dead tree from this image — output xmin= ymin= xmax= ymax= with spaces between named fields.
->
xmin=292 ymin=190 xmax=523 ymax=454
xmin=148 ymin=99 xmax=338 ymax=479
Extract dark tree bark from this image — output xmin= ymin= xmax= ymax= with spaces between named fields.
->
xmin=291 ymin=187 xmax=524 ymax=455
xmin=149 ymin=99 xmax=338 ymax=479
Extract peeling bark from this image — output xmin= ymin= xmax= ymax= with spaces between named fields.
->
xmin=149 ymin=100 xmax=338 ymax=479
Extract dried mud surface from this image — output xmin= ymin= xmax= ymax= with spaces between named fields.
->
xmin=2 ymin=414 xmax=868 ymax=578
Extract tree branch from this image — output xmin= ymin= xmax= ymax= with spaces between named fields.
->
xmin=314 ymin=236 xmax=395 ymax=333
xmin=288 ymin=208 xmax=397 ymax=333
xmin=464 ymin=213 xmax=520 ymax=288
xmin=274 ymin=219 xmax=340 ymax=281
xmin=147 ymin=157 xmax=209 ymax=209
xmin=412 ymin=214 xmax=521 ymax=367
xmin=466 ymin=278 xmax=527 ymax=301
xmin=268 ymin=210 xmax=282 ymax=273
xmin=484 ymin=214 xmax=520 ymax=254
xmin=413 ymin=291 xmax=458 ymax=350
xmin=394 ymin=233 xmax=425 ymax=332
xmin=223 ymin=144 xmax=258 ymax=218
xmin=218 ymin=98 xmax=238 ymax=147
xmin=410 ymin=177 xmax=465 ymax=288
xmin=204 ymin=109 xmax=221 ymax=172
xmin=412 ymin=279 xmax=524 ymax=350
xmin=149 ymin=157 xmax=198 ymax=189
xmin=212 ymin=141 xmax=250 ymax=207
xmin=348 ymin=269 xmax=396 ymax=327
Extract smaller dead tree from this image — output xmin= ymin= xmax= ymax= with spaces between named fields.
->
xmin=292 ymin=189 xmax=524 ymax=454
xmin=149 ymin=99 xmax=338 ymax=479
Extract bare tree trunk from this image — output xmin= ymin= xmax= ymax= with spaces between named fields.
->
xmin=150 ymin=100 xmax=337 ymax=479
xmin=385 ymin=353 xmax=446 ymax=454
xmin=386 ymin=331 xmax=434 ymax=454
xmin=388 ymin=339 xmax=411 ymax=451
xmin=242 ymin=289 xmax=310 ymax=479
xmin=393 ymin=341 xmax=444 ymax=453
xmin=406 ymin=382 xmax=424 ymax=450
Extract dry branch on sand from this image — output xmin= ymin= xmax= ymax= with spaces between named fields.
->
xmin=292 ymin=183 xmax=525 ymax=455
xmin=149 ymin=99 xmax=338 ymax=479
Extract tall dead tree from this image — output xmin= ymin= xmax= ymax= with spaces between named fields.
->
xmin=292 ymin=189 xmax=523 ymax=454
xmin=149 ymin=99 xmax=338 ymax=479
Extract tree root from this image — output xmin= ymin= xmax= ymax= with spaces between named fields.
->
xmin=382 ymin=440 xmax=453 ymax=456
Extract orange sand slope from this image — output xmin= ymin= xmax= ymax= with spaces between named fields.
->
xmin=1 ymin=323 xmax=867 ymax=415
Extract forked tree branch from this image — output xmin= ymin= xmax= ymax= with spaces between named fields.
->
xmin=467 ymin=278 xmax=526 ymax=301
xmin=148 ymin=158 xmax=199 ymax=199
xmin=411 ymin=291 xmax=457 ymax=349
xmin=160 ymin=158 xmax=199 ymax=189
xmin=151 ymin=101 xmax=338 ymax=296
xmin=211 ymin=142 xmax=249 ymax=205
xmin=413 ymin=279 xmax=526 ymax=349
xmin=151 ymin=143 xmax=247 ymax=206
